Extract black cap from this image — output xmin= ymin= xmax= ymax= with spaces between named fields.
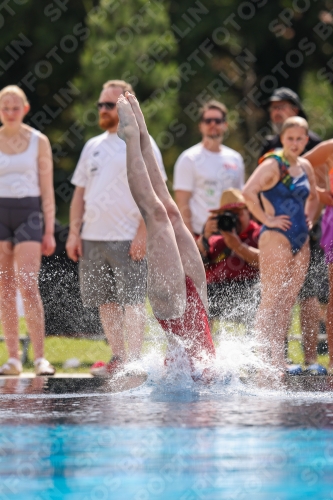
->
xmin=266 ymin=87 xmax=307 ymax=119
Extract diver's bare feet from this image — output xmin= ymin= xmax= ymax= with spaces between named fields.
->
xmin=116 ymin=94 xmax=139 ymax=142
xmin=124 ymin=92 xmax=148 ymax=135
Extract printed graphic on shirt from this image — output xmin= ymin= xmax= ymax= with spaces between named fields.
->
xmin=71 ymin=132 xmax=166 ymax=241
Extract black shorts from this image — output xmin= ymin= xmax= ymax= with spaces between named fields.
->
xmin=207 ymin=279 xmax=260 ymax=326
xmin=299 ymin=222 xmax=329 ymax=304
xmin=0 ymin=197 xmax=43 ymax=245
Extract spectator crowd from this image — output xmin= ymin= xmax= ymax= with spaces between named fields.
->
xmin=1 ymin=80 xmax=333 ymax=383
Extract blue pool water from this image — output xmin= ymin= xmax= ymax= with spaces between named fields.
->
xmin=1 ymin=372 xmax=333 ymax=500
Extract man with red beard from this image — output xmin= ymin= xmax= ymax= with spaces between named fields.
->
xmin=66 ymin=80 xmax=166 ymax=376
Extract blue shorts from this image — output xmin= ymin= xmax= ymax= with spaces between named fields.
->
xmin=0 ymin=197 xmax=43 ymax=245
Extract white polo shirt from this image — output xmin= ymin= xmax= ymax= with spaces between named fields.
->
xmin=72 ymin=131 xmax=166 ymax=241
xmin=173 ymin=143 xmax=244 ymax=234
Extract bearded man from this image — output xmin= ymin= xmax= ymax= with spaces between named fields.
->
xmin=66 ymin=80 xmax=166 ymax=376
xmin=173 ymin=100 xmax=245 ymax=237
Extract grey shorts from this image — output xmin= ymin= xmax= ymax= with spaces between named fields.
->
xmin=79 ymin=240 xmax=147 ymax=308
xmin=0 ymin=197 xmax=43 ymax=244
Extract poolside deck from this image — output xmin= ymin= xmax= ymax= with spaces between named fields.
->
xmin=0 ymin=372 xmax=148 ymax=394
xmin=0 ymin=373 xmax=333 ymax=394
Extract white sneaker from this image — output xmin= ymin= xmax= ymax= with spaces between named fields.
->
xmin=34 ymin=358 xmax=56 ymax=376
xmin=0 ymin=358 xmax=22 ymax=376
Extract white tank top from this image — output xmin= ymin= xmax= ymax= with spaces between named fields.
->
xmin=0 ymin=129 xmax=41 ymax=198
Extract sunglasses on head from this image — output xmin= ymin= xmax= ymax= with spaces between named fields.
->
xmin=201 ymin=117 xmax=225 ymax=124
xmin=97 ymin=102 xmax=117 ymax=110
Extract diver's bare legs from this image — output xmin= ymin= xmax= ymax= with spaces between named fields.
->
xmin=117 ymin=95 xmax=186 ymax=320
xmin=124 ymin=92 xmax=207 ymax=310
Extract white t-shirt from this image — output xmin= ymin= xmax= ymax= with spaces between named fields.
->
xmin=173 ymin=143 xmax=245 ymax=234
xmin=71 ymin=132 xmax=166 ymax=241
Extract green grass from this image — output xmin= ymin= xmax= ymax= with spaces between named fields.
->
xmin=0 ymin=316 xmax=165 ymax=373
xmin=0 ymin=306 xmax=329 ymax=373
xmin=0 ymin=329 xmax=112 ymax=374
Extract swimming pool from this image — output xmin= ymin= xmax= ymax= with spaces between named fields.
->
xmin=1 ymin=373 xmax=333 ymax=500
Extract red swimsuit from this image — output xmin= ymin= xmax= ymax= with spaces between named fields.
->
xmin=156 ymin=276 xmax=215 ymax=369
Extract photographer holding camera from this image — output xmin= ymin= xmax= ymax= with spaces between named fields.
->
xmin=196 ymin=188 xmax=260 ymax=327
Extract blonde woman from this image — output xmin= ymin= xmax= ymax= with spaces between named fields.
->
xmin=0 ymin=85 xmax=56 ymax=375
xmin=243 ymin=116 xmax=318 ymax=378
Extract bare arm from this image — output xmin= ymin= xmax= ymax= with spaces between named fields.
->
xmin=222 ymin=231 xmax=260 ymax=267
xmin=196 ymin=214 xmax=218 ymax=256
xmin=129 ymin=216 xmax=146 ymax=261
xmin=303 ymin=140 xmax=333 ymax=168
xmin=174 ymin=190 xmax=194 ymax=234
xmin=303 ymin=161 xmax=319 ymax=228
xmin=314 ymin=158 xmax=333 ymax=208
xmin=38 ymin=134 xmax=56 ymax=256
xmin=316 ymin=186 xmax=333 ymax=206
xmin=66 ymin=186 xmax=85 ymax=262
xmin=196 ymin=214 xmax=259 ymax=266
xmin=242 ymin=159 xmax=291 ymax=231
xmin=314 ymin=163 xmax=328 ymax=189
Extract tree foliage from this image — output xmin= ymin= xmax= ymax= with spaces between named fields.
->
xmin=1 ymin=0 xmax=333 ymax=218
xmin=72 ymin=0 xmax=179 ymax=178
xmin=167 ymin=0 xmax=333 ymax=171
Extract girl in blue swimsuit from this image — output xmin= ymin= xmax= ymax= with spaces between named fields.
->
xmin=243 ymin=116 xmax=318 ymax=382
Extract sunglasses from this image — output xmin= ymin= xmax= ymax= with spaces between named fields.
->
xmin=268 ymin=103 xmax=292 ymax=112
xmin=201 ymin=117 xmax=225 ymax=124
xmin=97 ymin=102 xmax=117 ymax=110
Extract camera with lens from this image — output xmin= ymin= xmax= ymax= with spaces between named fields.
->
xmin=216 ymin=211 xmax=239 ymax=232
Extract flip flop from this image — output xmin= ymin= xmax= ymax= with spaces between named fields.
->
xmin=303 ymin=364 xmax=327 ymax=376
xmin=286 ymin=364 xmax=303 ymax=376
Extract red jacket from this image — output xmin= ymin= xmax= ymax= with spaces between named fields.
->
xmin=205 ymin=220 xmax=261 ymax=284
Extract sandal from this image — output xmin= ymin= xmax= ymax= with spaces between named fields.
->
xmin=34 ymin=358 xmax=56 ymax=376
xmin=0 ymin=358 xmax=22 ymax=376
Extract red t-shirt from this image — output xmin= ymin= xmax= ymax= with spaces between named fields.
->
xmin=205 ymin=220 xmax=260 ymax=284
